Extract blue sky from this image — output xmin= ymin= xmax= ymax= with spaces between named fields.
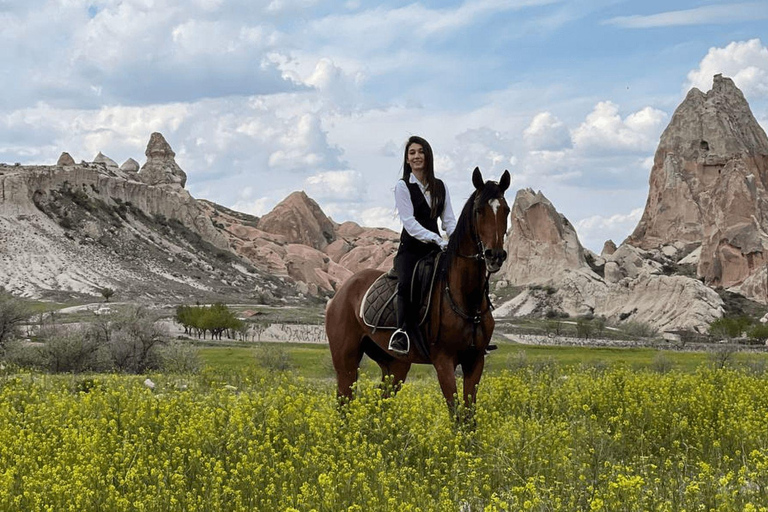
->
xmin=2 ymin=0 xmax=767 ymax=252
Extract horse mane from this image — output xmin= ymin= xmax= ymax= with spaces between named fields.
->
xmin=441 ymin=180 xmax=505 ymax=273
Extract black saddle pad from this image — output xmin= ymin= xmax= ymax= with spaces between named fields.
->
xmin=360 ymin=252 xmax=441 ymax=331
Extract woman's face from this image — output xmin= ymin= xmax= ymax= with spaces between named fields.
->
xmin=407 ymin=143 xmax=425 ymax=173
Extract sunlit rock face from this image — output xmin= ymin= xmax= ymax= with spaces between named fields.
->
xmin=627 ymin=75 xmax=768 ymax=300
xmin=498 ymin=188 xmax=591 ymax=286
xmin=257 ymin=191 xmax=336 ymax=251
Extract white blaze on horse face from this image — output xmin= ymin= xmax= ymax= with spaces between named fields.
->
xmin=489 ymin=199 xmax=501 ymax=245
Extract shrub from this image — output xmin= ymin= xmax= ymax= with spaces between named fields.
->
xmin=576 ymin=318 xmax=593 ymax=339
xmin=159 ymin=341 xmax=201 ymax=374
xmin=254 ymin=343 xmax=293 ymax=372
xmin=651 ymin=352 xmax=673 ymax=373
xmin=623 ymin=321 xmax=659 ymax=339
xmin=107 ymin=306 xmax=168 ymax=373
xmin=709 ymin=316 xmax=753 ymax=340
xmin=0 ymin=291 xmax=30 ymax=349
xmin=708 ymin=344 xmax=737 ymax=369
xmin=34 ymin=324 xmax=110 ymax=373
xmin=746 ymin=323 xmax=768 ymax=343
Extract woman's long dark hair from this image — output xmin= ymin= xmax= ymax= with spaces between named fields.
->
xmin=402 ymin=135 xmax=444 ymax=218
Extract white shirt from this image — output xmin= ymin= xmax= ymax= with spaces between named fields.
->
xmin=394 ymin=174 xmax=457 ymax=247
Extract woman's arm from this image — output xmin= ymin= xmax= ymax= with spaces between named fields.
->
xmin=395 ymin=180 xmax=444 ymax=246
xmin=441 ymin=186 xmax=457 ymax=238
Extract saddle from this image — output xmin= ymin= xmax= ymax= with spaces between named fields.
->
xmin=360 ymin=251 xmax=442 ymax=332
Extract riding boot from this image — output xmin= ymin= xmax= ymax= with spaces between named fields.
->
xmin=388 ymin=294 xmax=410 ymax=354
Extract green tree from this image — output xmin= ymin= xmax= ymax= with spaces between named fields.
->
xmin=99 ymin=287 xmax=115 ymax=303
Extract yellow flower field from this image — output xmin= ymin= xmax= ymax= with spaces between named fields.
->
xmin=2 ymin=366 xmax=768 ymax=511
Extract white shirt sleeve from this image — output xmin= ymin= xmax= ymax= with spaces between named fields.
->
xmin=440 ymin=186 xmax=457 ymax=237
xmin=394 ymin=180 xmax=442 ymax=245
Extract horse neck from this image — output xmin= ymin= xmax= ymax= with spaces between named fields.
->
xmin=446 ymin=233 xmax=488 ymax=310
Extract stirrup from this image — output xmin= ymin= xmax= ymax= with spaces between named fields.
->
xmin=388 ymin=328 xmax=410 ymax=354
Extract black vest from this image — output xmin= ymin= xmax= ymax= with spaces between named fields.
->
xmin=398 ymin=178 xmax=445 ymax=256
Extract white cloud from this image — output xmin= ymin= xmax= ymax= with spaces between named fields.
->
xmin=686 ymin=39 xmax=768 ymax=98
xmin=304 ymin=170 xmax=365 ymax=202
xmin=231 ymin=196 xmax=274 ymax=217
xmin=523 ymin=112 xmax=571 ymax=151
xmin=360 ymin=206 xmax=399 ymax=230
xmin=604 ymin=2 xmax=768 ymax=28
xmin=575 ymin=207 xmax=644 ymax=253
xmin=572 ymin=102 xmax=666 ymax=155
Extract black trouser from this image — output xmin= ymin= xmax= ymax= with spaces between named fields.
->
xmin=393 ymin=246 xmax=430 ymax=331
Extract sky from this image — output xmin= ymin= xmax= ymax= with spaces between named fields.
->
xmin=1 ymin=0 xmax=767 ymax=252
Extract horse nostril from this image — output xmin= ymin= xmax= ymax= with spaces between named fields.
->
xmin=500 ymin=250 xmax=507 ymax=261
xmin=484 ymin=249 xmax=493 ymax=259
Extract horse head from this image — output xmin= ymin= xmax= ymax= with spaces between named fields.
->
xmin=471 ymin=167 xmax=511 ymax=273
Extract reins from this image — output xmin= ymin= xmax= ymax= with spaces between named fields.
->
xmin=442 ymin=205 xmax=494 ymax=345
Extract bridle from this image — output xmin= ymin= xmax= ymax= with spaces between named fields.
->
xmin=444 ymin=195 xmax=498 ymax=330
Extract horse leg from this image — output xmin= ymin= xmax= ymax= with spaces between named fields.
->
xmin=378 ymin=359 xmax=412 ymax=398
xmin=333 ymin=344 xmax=363 ymax=404
xmin=460 ymin=350 xmax=486 ymax=407
xmin=432 ymin=354 xmax=459 ymax=411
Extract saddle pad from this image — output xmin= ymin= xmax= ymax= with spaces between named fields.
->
xmin=360 ymin=272 xmax=398 ymax=330
xmin=359 ymin=252 xmax=442 ymax=332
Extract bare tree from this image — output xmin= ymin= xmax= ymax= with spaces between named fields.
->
xmin=0 ymin=290 xmax=31 ymax=349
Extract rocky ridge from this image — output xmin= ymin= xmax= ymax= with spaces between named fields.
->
xmin=0 ymin=133 xmax=397 ymax=301
xmin=496 ymin=75 xmax=768 ymax=334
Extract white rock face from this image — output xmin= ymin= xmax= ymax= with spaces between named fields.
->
xmin=597 ymin=275 xmax=723 ymax=333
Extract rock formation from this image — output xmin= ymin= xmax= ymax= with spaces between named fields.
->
xmin=94 ymin=152 xmax=119 ymax=170
xmin=495 ymin=187 xmax=723 ymax=333
xmin=56 ymin=152 xmax=75 ymax=167
xmin=138 ymin=132 xmax=187 ymax=187
xmin=258 ymin=191 xmax=336 ymax=251
xmin=601 ymin=240 xmax=617 ymax=257
xmin=498 ymin=188 xmax=591 ymax=286
xmin=120 ymin=158 xmax=140 ymax=173
xmin=627 ymin=74 xmax=768 ymax=301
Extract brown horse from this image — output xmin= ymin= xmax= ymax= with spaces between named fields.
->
xmin=325 ymin=167 xmax=511 ymax=411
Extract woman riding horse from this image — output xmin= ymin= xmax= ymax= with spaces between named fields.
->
xmin=389 ymin=135 xmax=457 ymax=355
xmin=326 ymin=166 xmax=510 ymax=414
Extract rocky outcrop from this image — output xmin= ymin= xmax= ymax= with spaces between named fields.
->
xmin=120 ymin=158 xmax=140 ymax=173
xmin=498 ymin=188 xmax=592 ymax=286
xmin=494 ymin=185 xmax=723 ymax=332
xmin=56 ymin=152 xmax=75 ymax=167
xmin=94 ymin=152 xmax=119 ymax=170
xmin=258 ymin=191 xmax=336 ymax=251
xmin=601 ymin=240 xmax=617 ymax=257
xmin=196 ymin=197 xmax=397 ymax=294
xmin=138 ymin=132 xmax=187 ymax=187
xmin=627 ymin=75 xmax=768 ymax=300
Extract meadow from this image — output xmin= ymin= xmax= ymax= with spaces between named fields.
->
xmin=3 ymin=341 xmax=768 ymax=511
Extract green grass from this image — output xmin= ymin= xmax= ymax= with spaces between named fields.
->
xmin=199 ymin=339 xmax=768 ymax=378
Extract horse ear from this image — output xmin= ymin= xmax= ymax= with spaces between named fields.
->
xmin=499 ymin=170 xmax=510 ymax=193
xmin=472 ymin=167 xmax=483 ymax=190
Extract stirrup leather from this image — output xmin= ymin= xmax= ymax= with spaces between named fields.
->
xmin=388 ymin=328 xmax=410 ymax=354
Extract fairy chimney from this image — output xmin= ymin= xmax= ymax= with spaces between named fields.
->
xmin=138 ymin=132 xmax=187 ymax=187
xmin=627 ymin=75 xmax=768 ymax=297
